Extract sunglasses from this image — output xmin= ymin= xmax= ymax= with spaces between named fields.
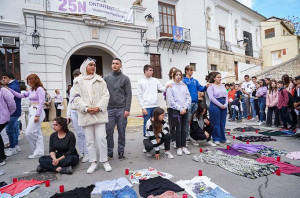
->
xmin=86 ymin=57 xmax=96 ymax=62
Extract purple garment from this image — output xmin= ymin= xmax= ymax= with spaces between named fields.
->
xmin=166 ymin=82 xmax=191 ymax=111
xmin=10 ymin=87 xmax=45 ymax=116
xmin=217 ymin=148 xmax=243 ymax=156
xmin=207 ymin=84 xmax=228 ymax=108
xmin=0 ymin=87 xmax=16 ymax=124
xmin=232 ymin=143 xmax=272 ymax=154
xmin=256 ymin=86 xmax=267 ymax=97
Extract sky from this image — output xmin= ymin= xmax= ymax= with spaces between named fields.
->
xmin=237 ymin=0 xmax=300 ymax=20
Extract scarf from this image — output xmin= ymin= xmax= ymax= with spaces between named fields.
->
xmin=80 ymin=59 xmax=97 ymax=104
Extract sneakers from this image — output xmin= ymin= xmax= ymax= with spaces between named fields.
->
xmin=257 ymin=121 xmax=262 ymax=126
xmin=60 ymin=166 xmax=73 ymax=174
xmin=222 ymin=140 xmax=231 ymax=144
xmin=164 ymin=151 xmax=174 ymax=159
xmin=172 ymin=141 xmax=177 ymax=148
xmin=87 ymin=162 xmax=98 ymax=174
xmin=103 ymin=161 xmax=112 ymax=172
xmin=142 ymin=148 xmax=147 ymax=153
xmin=145 ymin=152 xmax=152 ymax=157
xmin=5 ymin=148 xmax=17 ymax=157
xmin=28 ymin=154 xmax=42 ymax=159
xmin=0 ymin=161 xmax=5 ymax=166
xmin=79 ymin=153 xmax=84 ymax=159
xmin=182 ymin=147 xmax=190 ymax=155
xmin=177 ymin=148 xmax=182 ymax=156
xmin=206 ymin=141 xmax=217 ymax=147
xmin=15 ymin=145 xmax=21 ymax=152
xmin=108 ymin=154 xmax=113 ymax=160
xmin=81 ymin=154 xmax=89 ymax=163
xmin=250 ymin=118 xmax=256 ymax=121
xmin=36 ymin=165 xmax=47 ymax=173
xmin=214 ymin=141 xmax=220 ymax=145
xmin=118 ymin=152 xmax=125 ymax=160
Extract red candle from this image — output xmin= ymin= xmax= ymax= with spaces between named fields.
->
xmin=227 ymin=132 xmax=230 ymax=135
xmin=233 ymin=136 xmax=236 ymax=139
xmin=227 ymin=145 xmax=230 ymax=150
xmin=125 ymin=168 xmax=130 ymax=175
xmin=45 ymin=180 xmax=50 ymax=187
xmin=59 ymin=185 xmax=64 ymax=193
xmin=242 ymin=129 xmax=245 ymax=132
xmin=182 ymin=194 xmax=188 ymax=198
xmin=198 ymin=170 xmax=203 ymax=176
xmin=200 ymin=148 xmax=203 ymax=153
xmin=255 ymin=130 xmax=258 ymax=133
xmin=246 ymin=141 xmax=249 ymax=144
xmin=249 ymin=197 xmax=255 ymax=198
xmin=276 ymin=157 xmax=280 ymax=162
xmin=13 ymin=178 xmax=18 ymax=183
xmin=276 ymin=169 xmax=281 ymax=176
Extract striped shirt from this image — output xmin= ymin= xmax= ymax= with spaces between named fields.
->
xmin=145 ymin=119 xmax=169 ymax=153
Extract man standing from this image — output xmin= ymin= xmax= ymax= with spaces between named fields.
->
xmin=250 ymin=76 xmax=257 ymax=121
xmin=182 ymin=65 xmax=207 ymax=140
xmin=241 ymin=75 xmax=254 ymax=120
xmin=1 ymin=73 xmax=21 ymax=156
xmin=105 ymin=58 xmax=132 ymax=160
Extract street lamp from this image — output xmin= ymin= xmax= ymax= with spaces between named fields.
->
xmin=143 ymin=40 xmax=150 ymax=56
xmin=237 ymin=38 xmax=248 ymax=47
xmin=145 ymin=13 xmax=154 ymax=23
xmin=30 ymin=15 xmax=40 ymax=49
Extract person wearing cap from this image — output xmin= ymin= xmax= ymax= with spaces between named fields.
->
xmin=72 ymin=57 xmax=112 ymax=174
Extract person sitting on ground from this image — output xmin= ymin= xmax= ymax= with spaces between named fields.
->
xmin=144 ymin=108 xmax=174 ymax=160
xmin=37 ymin=117 xmax=79 ymax=174
xmin=190 ymin=105 xmax=216 ymax=146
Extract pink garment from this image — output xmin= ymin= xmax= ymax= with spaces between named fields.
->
xmin=256 ymin=156 xmax=300 ymax=174
xmin=278 ymin=89 xmax=289 ymax=109
xmin=266 ymin=90 xmax=278 ymax=107
xmin=286 ymin=151 xmax=300 ymax=160
xmin=0 ymin=179 xmax=44 ymax=196
xmin=147 ymin=191 xmax=181 ymax=198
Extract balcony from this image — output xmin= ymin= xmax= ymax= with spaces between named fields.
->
xmin=155 ymin=25 xmax=191 ymax=54
xmin=220 ymin=41 xmax=232 ymax=52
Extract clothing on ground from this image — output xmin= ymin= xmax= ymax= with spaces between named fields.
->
xmin=0 ymin=185 xmax=39 ymax=198
xmin=129 ymin=167 xmax=173 ymax=184
xmin=231 ymin=143 xmax=271 ymax=154
xmin=256 ymin=156 xmax=300 ymax=174
xmin=257 ymin=148 xmax=287 ymax=158
xmin=102 ymin=186 xmax=137 ymax=198
xmin=50 ymin=185 xmax=95 ymax=198
xmin=147 ymin=191 xmax=181 ymax=198
xmin=259 ymin=131 xmax=294 ymax=136
xmin=233 ymin=127 xmax=260 ymax=132
xmin=286 ymin=151 xmax=300 ymax=160
xmin=239 ymin=153 xmax=262 ymax=160
xmin=0 ymin=179 xmax=44 ymax=196
xmin=193 ymin=150 xmax=277 ymax=179
xmin=91 ymin=177 xmax=132 ymax=195
xmin=139 ymin=176 xmax=184 ymax=198
xmin=196 ymin=187 xmax=235 ymax=198
xmin=236 ymin=135 xmax=277 ymax=142
xmin=217 ymin=148 xmax=243 ymax=156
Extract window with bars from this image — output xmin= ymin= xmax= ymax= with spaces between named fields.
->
xmin=158 ymin=2 xmax=176 ymax=37
xmin=0 ymin=39 xmax=20 ymax=80
xmin=150 ymin=54 xmax=162 ymax=79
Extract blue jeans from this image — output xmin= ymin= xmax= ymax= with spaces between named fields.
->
xmin=242 ymin=98 xmax=247 ymax=118
xmin=250 ymin=97 xmax=256 ymax=118
xmin=186 ymin=102 xmax=198 ymax=137
xmin=143 ymin=108 xmax=155 ymax=136
xmin=102 ymin=186 xmax=137 ymax=198
xmin=258 ymin=97 xmax=266 ymax=122
xmin=209 ymin=98 xmax=227 ymax=142
xmin=232 ymin=107 xmax=242 ymax=121
xmin=6 ymin=117 xmax=20 ymax=148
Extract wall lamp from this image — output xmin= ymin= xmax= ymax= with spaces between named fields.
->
xmin=237 ymin=37 xmax=248 ymax=47
xmin=30 ymin=15 xmax=40 ymax=49
xmin=145 ymin=13 xmax=154 ymax=23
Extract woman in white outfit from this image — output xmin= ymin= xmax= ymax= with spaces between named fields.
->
xmin=72 ymin=58 xmax=112 ymax=174
xmin=67 ymin=69 xmax=89 ymax=163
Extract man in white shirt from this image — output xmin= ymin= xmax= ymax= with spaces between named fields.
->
xmin=241 ymin=75 xmax=254 ymax=120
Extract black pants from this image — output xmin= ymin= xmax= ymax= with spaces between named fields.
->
xmin=228 ymin=102 xmax=233 ymax=119
xmin=143 ymin=133 xmax=171 ymax=152
xmin=191 ymin=124 xmax=214 ymax=141
xmin=39 ymin=155 xmax=79 ymax=172
xmin=54 ymin=103 xmax=61 ymax=117
xmin=290 ymin=110 xmax=297 ymax=127
xmin=167 ymin=108 xmax=175 ymax=141
xmin=172 ymin=109 xmax=188 ymax=148
xmin=0 ymin=122 xmax=8 ymax=162
xmin=254 ymin=99 xmax=260 ymax=120
xmin=266 ymin=107 xmax=280 ymax=126
xmin=279 ymin=107 xmax=293 ymax=128
xmin=44 ymin=109 xmax=50 ymax=122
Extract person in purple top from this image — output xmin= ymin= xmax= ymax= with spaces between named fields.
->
xmin=8 ymin=74 xmax=46 ymax=159
xmin=0 ymin=83 xmax=16 ymax=166
xmin=206 ymin=72 xmax=229 ymax=145
xmin=256 ymin=79 xmax=268 ymax=126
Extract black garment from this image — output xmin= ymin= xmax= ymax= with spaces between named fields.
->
xmin=254 ymin=98 xmax=260 ymax=120
xmin=266 ymin=107 xmax=280 ymax=126
xmin=236 ymin=135 xmax=276 ymax=142
xmin=0 ymin=181 xmax=7 ymax=188
xmin=167 ymin=108 xmax=175 ymax=141
xmin=279 ymin=107 xmax=293 ymax=128
xmin=233 ymin=126 xmax=260 ymax=132
xmin=39 ymin=155 xmax=79 ymax=172
xmin=190 ymin=116 xmax=213 ymax=141
xmin=0 ymin=122 xmax=8 ymax=162
xmin=50 ymin=185 xmax=95 ymax=198
xmin=228 ymin=102 xmax=233 ymax=119
xmin=143 ymin=133 xmax=171 ymax=153
xmin=139 ymin=176 xmax=184 ymax=198
xmin=49 ymin=131 xmax=79 ymax=157
xmin=54 ymin=103 xmax=61 ymax=117
xmin=44 ymin=109 xmax=50 ymax=122
xmin=172 ymin=109 xmax=188 ymax=148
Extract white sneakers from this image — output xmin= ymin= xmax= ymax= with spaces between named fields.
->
xmin=15 ymin=145 xmax=21 ymax=152
xmin=206 ymin=141 xmax=217 ymax=147
xmin=143 ymin=148 xmax=147 ymax=153
xmin=103 ymin=161 xmax=112 ymax=172
xmin=177 ymin=148 xmax=183 ymax=156
xmin=214 ymin=141 xmax=220 ymax=145
xmin=164 ymin=151 xmax=174 ymax=159
xmin=224 ymin=140 xmax=231 ymax=144
xmin=28 ymin=154 xmax=42 ymax=159
xmin=87 ymin=161 xmax=112 ymax=174
xmin=81 ymin=154 xmax=89 ymax=163
xmin=177 ymin=147 xmax=190 ymax=156
xmin=172 ymin=141 xmax=177 ymax=148
xmin=257 ymin=121 xmax=263 ymax=126
xmin=5 ymin=148 xmax=17 ymax=157
xmin=0 ymin=161 xmax=5 ymax=166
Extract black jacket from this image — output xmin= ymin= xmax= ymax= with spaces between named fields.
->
xmin=190 ymin=115 xmax=210 ymax=140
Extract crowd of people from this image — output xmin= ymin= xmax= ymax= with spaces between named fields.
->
xmin=0 ymin=59 xmax=299 ymax=176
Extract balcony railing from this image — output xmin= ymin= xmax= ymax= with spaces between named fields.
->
xmin=220 ymin=41 xmax=232 ymax=51
xmin=156 ymin=25 xmax=191 ymax=41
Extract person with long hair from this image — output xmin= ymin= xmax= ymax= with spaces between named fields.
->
xmin=167 ymin=69 xmax=191 ymax=156
xmin=143 ymin=108 xmax=174 ymax=160
xmin=282 ymin=74 xmax=293 ymax=93
xmin=206 ymin=72 xmax=229 ymax=145
xmin=256 ymin=79 xmax=268 ymax=126
xmin=72 ymin=58 xmax=112 ymax=174
xmin=266 ymin=80 xmax=280 ymax=127
xmin=37 ymin=117 xmax=79 ymax=174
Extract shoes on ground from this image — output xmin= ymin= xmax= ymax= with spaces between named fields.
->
xmin=206 ymin=141 xmax=217 ymax=147
xmin=81 ymin=154 xmax=89 ymax=163
xmin=145 ymin=152 xmax=152 ymax=157
xmin=5 ymin=148 xmax=17 ymax=157
xmin=0 ymin=161 xmax=5 ymax=166
xmin=142 ymin=148 xmax=147 ymax=153
xmin=28 ymin=154 xmax=42 ymax=159
xmin=103 ymin=161 xmax=112 ymax=172
xmin=164 ymin=151 xmax=174 ymax=159
xmin=257 ymin=121 xmax=262 ymax=126
xmin=60 ymin=166 xmax=73 ymax=174
xmin=118 ymin=152 xmax=125 ymax=160
xmin=108 ymin=154 xmax=113 ymax=160
xmin=177 ymin=148 xmax=182 ymax=156
xmin=214 ymin=141 xmax=220 ymax=145
xmin=182 ymin=147 xmax=190 ymax=155
xmin=36 ymin=165 xmax=47 ymax=173
xmin=15 ymin=145 xmax=21 ymax=152
xmin=87 ymin=162 xmax=98 ymax=174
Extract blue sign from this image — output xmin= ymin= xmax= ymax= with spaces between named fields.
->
xmin=172 ymin=26 xmax=184 ymax=43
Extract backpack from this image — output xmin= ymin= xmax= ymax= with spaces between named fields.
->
xmin=281 ymin=89 xmax=294 ymax=109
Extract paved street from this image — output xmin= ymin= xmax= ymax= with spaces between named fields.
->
xmin=1 ymin=117 xmax=300 ymax=198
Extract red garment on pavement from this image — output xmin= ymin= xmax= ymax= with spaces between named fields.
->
xmin=0 ymin=179 xmax=44 ymax=196
xmin=256 ymin=156 xmax=300 ymax=174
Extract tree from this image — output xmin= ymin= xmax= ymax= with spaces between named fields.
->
xmin=285 ymin=16 xmax=300 ymax=35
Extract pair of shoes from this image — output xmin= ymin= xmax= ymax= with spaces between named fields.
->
xmin=145 ymin=152 xmax=152 ymax=157
xmin=142 ymin=148 xmax=147 ymax=153
xmin=222 ymin=140 xmax=231 ymax=144
xmin=15 ymin=145 xmax=21 ymax=152
xmin=79 ymin=153 xmax=84 ymax=159
xmin=118 ymin=152 xmax=125 ymax=160
xmin=177 ymin=148 xmax=182 ymax=156
xmin=60 ymin=166 xmax=73 ymax=174
xmin=103 ymin=161 xmax=112 ymax=172
xmin=0 ymin=161 xmax=5 ymax=166
xmin=256 ymin=121 xmax=262 ymax=126
xmin=5 ymin=148 xmax=17 ymax=157
xmin=164 ymin=151 xmax=174 ymax=159
xmin=36 ymin=165 xmax=47 ymax=173
xmin=108 ymin=154 xmax=113 ymax=160
xmin=81 ymin=154 xmax=89 ymax=163
xmin=206 ymin=141 xmax=217 ymax=147
xmin=214 ymin=141 xmax=220 ymax=145
xmin=182 ymin=147 xmax=190 ymax=155
xmin=87 ymin=162 xmax=98 ymax=174
xmin=28 ymin=154 xmax=42 ymax=159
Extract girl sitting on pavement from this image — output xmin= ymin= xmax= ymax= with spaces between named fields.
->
xmin=144 ymin=108 xmax=174 ymax=160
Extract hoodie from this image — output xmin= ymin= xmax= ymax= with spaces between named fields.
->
xmin=8 ymin=80 xmax=21 ymax=117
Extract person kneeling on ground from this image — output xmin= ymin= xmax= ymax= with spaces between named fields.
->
xmin=190 ymin=105 xmax=216 ymax=147
xmin=37 ymin=117 xmax=79 ymax=174
xmin=143 ymin=108 xmax=174 ymax=160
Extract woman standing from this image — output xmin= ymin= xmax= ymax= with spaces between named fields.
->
xmin=37 ymin=117 xmax=79 ymax=174
xmin=166 ymin=69 xmax=191 ymax=156
xmin=72 ymin=58 xmax=112 ymax=174
xmin=206 ymin=72 xmax=228 ymax=145
xmin=43 ymin=89 xmax=51 ymax=122
xmin=256 ymin=79 xmax=268 ymax=126
xmin=266 ymin=80 xmax=279 ymax=127
xmin=8 ymin=74 xmax=45 ymax=158
xmin=54 ymin=89 xmax=63 ymax=117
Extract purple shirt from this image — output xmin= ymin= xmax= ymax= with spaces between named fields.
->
xmin=10 ymin=87 xmax=45 ymax=116
xmin=166 ymin=82 xmax=191 ymax=111
xmin=232 ymin=143 xmax=271 ymax=153
xmin=256 ymin=86 xmax=268 ymax=97
xmin=207 ymin=84 xmax=228 ymax=108
xmin=0 ymin=87 xmax=16 ymax=124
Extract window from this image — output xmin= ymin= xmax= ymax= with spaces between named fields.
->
xmin=158 ymin=2 xmax=176 ymax=37
xmin=243 ymin=31 xmax=253 ymax=57
xmin=219 ymin=26 xmax=226 ymax=50
xmin=211 ymin=64 xmax=217 ymax=71
xmin=150 ymin=54 xmax=162 ymax=79
xmin=190 ymin=63 xmax=196 ymax=72
xmin=265 ymin=28 xmax=275 ymax=39
xmin=0 ymin=38 xmax=20 ymax=80
xmin=206 ymin=7 xmax=212 ymax=31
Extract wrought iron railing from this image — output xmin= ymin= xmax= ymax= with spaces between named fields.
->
xmin=156 ymin=25 xmax=191 ymax=41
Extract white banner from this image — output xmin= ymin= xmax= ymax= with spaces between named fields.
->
xmin=48 ymin=0 xmax=133 ymax=24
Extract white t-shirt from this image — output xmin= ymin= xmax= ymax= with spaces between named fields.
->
xmin=241 ymin=81 xmax=254 ymax=97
